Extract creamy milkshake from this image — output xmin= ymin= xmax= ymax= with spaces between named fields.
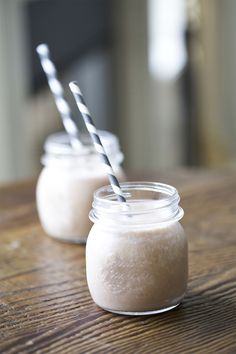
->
xmin=86 ymin=182 xmax=188 ymax=315
xmin=36 ymin=131 xmax=125 ymax=243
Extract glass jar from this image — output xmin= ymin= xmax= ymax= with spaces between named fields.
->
xmin=86 ymin=182 xmax=188 ymax=315
xmin=36 ymin=130 xmax=125 ymax=243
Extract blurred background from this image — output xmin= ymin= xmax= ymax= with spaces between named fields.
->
xmin=1 ymin=0 xmax=236 ymax=183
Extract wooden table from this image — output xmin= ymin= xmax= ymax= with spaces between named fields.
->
xmin=0 ymin=169 xmax=236 ymax=353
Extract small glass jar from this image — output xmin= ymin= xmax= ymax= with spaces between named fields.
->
xmin=36 ymin=130 xmax=125 ymax=243
xmin=86 ymin=182 xmax=188 ymax=315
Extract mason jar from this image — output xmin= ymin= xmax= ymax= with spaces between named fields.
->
xmin=86 ymin=182 xmax=188 ymax=315
xmin=36 ymin=130 xmax=125 ymax=243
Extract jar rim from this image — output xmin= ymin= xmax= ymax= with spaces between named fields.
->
xmin=90 ymin=181 xmax=184 ymax=226
xmin=41 ymin=130 xmax=124 ymax=167
xmin=44 ymin=130 xmax=120 ymax=157
xmin=94 ymin=181 xmax=178 ymax=208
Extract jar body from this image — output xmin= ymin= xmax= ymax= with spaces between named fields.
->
xmin=86 ymin=181 xmax=188 ymax=315
xmin=86 ymin=221 xmax=188 ymax=314
xmin=36 ymin=131 xmax=125 ymax=243
xmin=36 ymin=166 xmax=124 ymax=243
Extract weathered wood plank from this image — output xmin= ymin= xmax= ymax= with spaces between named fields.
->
xmin=0 ymin=169 xmax=236 ymax=353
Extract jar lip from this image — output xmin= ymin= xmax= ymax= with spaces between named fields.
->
xmin=44 ymin=130 xmax=120 ymax=157
xmin=91 ymin=181 xmax=183 ymax=226
xmin=41 ymin=130 xmax=124 ymax=167
xmin=93 ymin=181 xmax=180 ymax=212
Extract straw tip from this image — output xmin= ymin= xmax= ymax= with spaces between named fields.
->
xmin=69 ymin=81 xmax=81 ymax=95
xmin=36 ymin=43 xmax=49 ymax=56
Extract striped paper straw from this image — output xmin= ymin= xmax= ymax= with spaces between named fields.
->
xmin=69 ymin=81 xmax=126 ymax=203
xmin=36 ymin=44 xmax=82 ymax=149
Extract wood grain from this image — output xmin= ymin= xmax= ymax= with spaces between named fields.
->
xmin=0 ymin=169 xmax=236 ymax=353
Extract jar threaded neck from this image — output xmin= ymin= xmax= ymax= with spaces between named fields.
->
xmin=90 ymin=182 xmax=184 ymax=227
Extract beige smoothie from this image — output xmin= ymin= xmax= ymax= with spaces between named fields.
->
xmin=86 ymin=182 xmax=188 ymax=314
xmin=37 ymin=163 xmax=124 ymax=242
xmin=86 ymin=221 xmax=188 ymax=313
xmin=36 ymin=130 xmax=125 ymax=243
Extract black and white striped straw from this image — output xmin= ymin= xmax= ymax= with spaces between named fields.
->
xmin=69 ymin=81 xmax=126 ymax=203
xmin=36 ymin=44 xmax=82 ymax=149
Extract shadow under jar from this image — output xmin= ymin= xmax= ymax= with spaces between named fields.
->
xmin=86 ymin=182 xmax=188 ymax=315
xmin=36 ymin=131 xmax=125 ymax=243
